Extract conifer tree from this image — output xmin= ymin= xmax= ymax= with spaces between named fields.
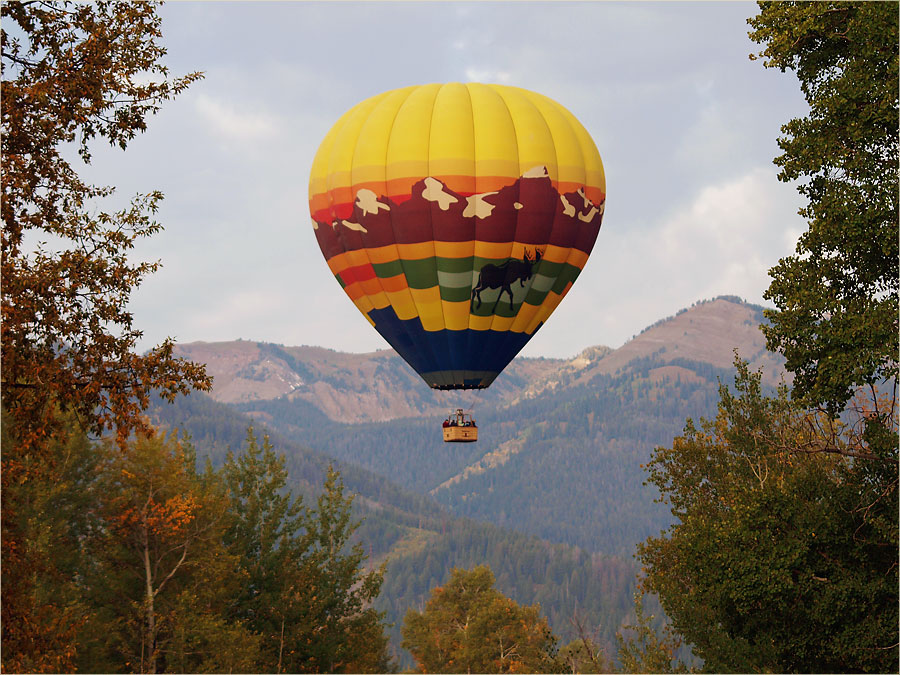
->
xmin=222 ymin=431 xmax=392 ymax=673
xmin=221 ymin=429 xmax=311 ymax=672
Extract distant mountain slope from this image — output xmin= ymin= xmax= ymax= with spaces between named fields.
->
xmin=430 ymin=299 xmax=787 ymax=554
xmin=573 ymin=297 xmax=784 ymax=387
xmin=189 ymin=296 xmax=783 ymax=557
xmin=516 ymin=297 xmax=784 ymax=402
xmin=173 ymin=341 xmax=565 ymax=422
xmin=176 ymin=297 xmax=782 ymax=426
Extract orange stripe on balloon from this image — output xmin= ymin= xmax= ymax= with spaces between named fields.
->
xmin=343 ymin=281 xmax=365 ymax=302
xmin=380 ymin=273 xmax=409 ymax=293
xmin=359 ymin=276 xmax=383 ymax=297
xmin=367 ymin=244 xmax=404 ymax=265
xmin=394 ymin=241 xmax=438 ymax=260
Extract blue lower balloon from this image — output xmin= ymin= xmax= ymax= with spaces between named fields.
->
xmin=368 ymin=305 xmax=536 ymax=389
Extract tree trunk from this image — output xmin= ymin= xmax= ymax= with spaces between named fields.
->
xmin=142 ymin=520 xmax=157 ymax=674
xmin=277 ymin=618 xmax=285 ymax=674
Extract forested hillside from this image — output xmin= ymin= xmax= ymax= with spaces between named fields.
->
xmin=376 ymin=518 xmax=640 ymax=667
xmin=150 ymin=391 xmax=643 ymax=668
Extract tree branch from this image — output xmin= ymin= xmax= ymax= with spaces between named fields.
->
xmin=154 ymin=539 xmax=189 ymax=599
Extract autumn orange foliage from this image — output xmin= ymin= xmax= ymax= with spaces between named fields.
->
xmin=2 ymin=3 xmax=205 ymax=670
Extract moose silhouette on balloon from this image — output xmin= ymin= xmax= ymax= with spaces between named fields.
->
xmin=471 ymin=248 xmax=544 ymax=313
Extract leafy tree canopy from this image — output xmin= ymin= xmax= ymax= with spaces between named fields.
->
xmin=402 ymin=565 xmax=560 ymax=674
xmin=2 ymin=417 xmax=394 ymax=673
xmin=639 ymin=361 xmax=898 ymax=673
xmin=748 ymin=1 xmax=899 ymax=413
xmin=1 ymin=0 xmax=209 ymax=448
xmin=81 ymin=431 xmax=258 ymax=674
xmin=2 ymin=3 xmax=210 ymax=669
xmin=639 ymin=7 xmax=900 ymax=670
xmin=616 ymin=593 xmax=694 ymax=674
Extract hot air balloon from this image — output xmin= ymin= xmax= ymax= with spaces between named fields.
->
xmin=308 ymin=83 xmax=606 ymax=440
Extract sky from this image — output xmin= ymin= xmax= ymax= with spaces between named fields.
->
xmin=78 ymin=1 xmax=810 ymax=360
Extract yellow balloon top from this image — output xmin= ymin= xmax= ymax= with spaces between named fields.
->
xmin=309 ymin=83 xmax=605 ymax=223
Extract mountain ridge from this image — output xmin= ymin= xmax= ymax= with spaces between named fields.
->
xmin=173 ymin=340 xmax=565 ymax=422
xmin=175 ymin=296 xmax=784 ymax=426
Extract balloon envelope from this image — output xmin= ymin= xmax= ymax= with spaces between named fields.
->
xmin=309 ymin=83 xmax=606 ymax=389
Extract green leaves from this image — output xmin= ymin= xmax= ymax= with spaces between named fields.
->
xmin=639 ymin=360 xmax=898 ymax=672
xmin=1 ymin=415 xmax=393 ymax=673
xmin=616 ymin=593 xmax=691 ymax=674
xmin=748 ymin=1 xmax=899 ymax=413
xmin=640 ymin=10 xmax=900 ymax=668
xmin=221 ymin=430 xmax=391 ymax=673
xmin=402 ymin=565 xmax=560 ymax=674
xmin=83 ymin=431 xmax=254 ymax=673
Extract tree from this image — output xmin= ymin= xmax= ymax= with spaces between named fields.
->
xmin=0 ymin=408 xmax=97 ymax=673
xmin=1 ymin=414 xmax=260 ymax=673
xmin=615 ymin=593 xmax=692 ymax=674
xmin=402 ymin=565 xmax=560 ymax=674
xmin=3 ymin=418 xmax=392 ymax=673
xmin=556 ymin=609 xmax=613 ymax=674
xmin=301 ymin=466 xmax=392 ymax=673
xmin=557 ymin=640 xmax=608 ymax=675
xmin=82 ymin=432 xmax=259 ymax=673
xmin=221 ymin=429 xmax=311 ymax=672
xmin=1 ymin=4 xmax=208 ymax=668
xmin=222 ymin=431 xmax=392 ymax=673
xmin=747 ymin=1 xmax=899 ymax=414
xmin=638 ymin=7 xmax=899 ymax=671
xmin=1 ymin=0 xmax=209 ymax=445
xmin=638 ymin=361 xmax=898 ymax=672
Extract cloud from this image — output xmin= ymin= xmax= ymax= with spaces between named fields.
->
xmin=120 ymin=2 xmax=813 ymax=361
xmin=653 ymin=167 xmax=801 ymax=284
xmin=192 ymin=289 xmax=285 ymax=330
xmin=676 ymin=101 xmax=744 ymax=174
xmin=521 ymin=166 xmax=806 ymax=357
xmin=464 ymin=67 xmax=512 ymax=84
xmin=193 ymin=93 xmax=280 ymax=143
